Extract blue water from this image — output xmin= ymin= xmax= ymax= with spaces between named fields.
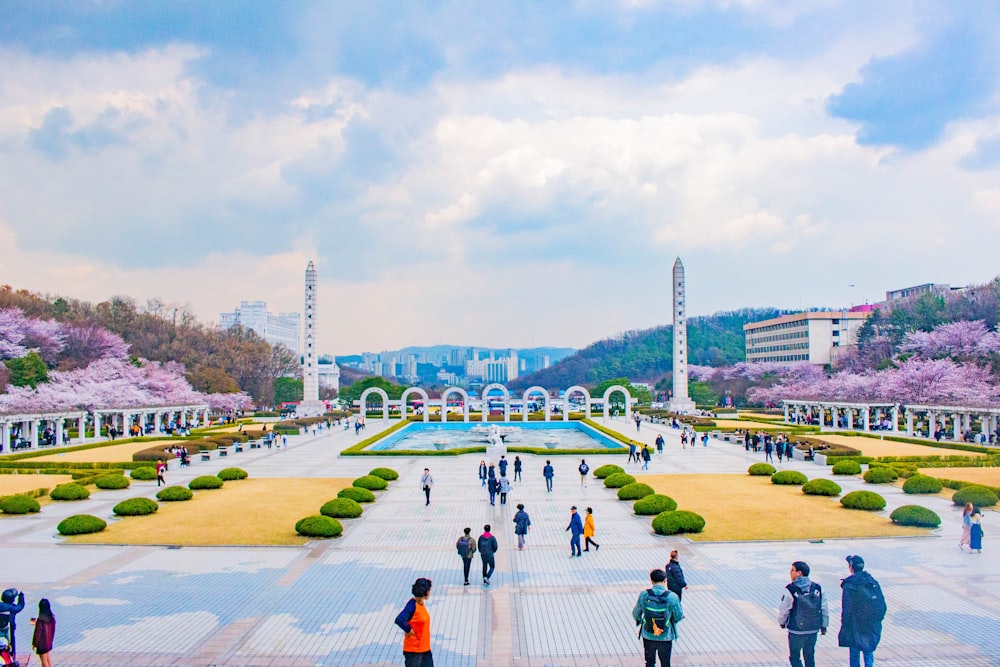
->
xmin=368 ymin=421 xmax=624 ymax=451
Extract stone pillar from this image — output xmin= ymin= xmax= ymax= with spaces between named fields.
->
xmin=29 ymin=420 xmax=39 ymax=449
xmin=963 ymin=414 xmax=971 ymax=433
xmin=55 ymin=419 xmax=64 ymax=446
xmin=794 ymin=404 xmax=802 ymax=424
xmin=905 ymin=409 xmax=914 ymax=435
xmin=783 ymin=403 xmax=789 ymax=423
xmin=928 ymin=412 xmax=935 ymax=438
xmin=180 ymin=409 xmax=187 ymax=427
xmin=862 ymin=408 xmax=869 ymax=432
xmin=816 ymin=406 xmax=824 ymax=428
xmin=953 ymin=414 xmax=961 ymax=441
xmin=1 ymin=422 xmax=9 ymax=452
xmin=892 ymin=406 xmax=900 ymax=432
xmin=94 ymin=412 xmax=101 ymax=439
xmin=847 ymin=409 xmax=854 ymax=430
xmin=155 ymin=412 xmax=162 ymax=434
xmin=77 ymin=415 xmax=86 ymax=443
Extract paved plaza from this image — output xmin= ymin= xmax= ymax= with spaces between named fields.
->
xmin=2 ymin=418 xmax=998 ymax=666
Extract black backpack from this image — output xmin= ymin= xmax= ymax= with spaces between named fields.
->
xmin=641 ymin=589 xmax=673 ymax=636
xmin=579 ymin=463 xmax=589 ymax=475
xmin=856 ymin=579 xmax=887 ymax=623
xmin=787 ymin=582 xmax=823 ymax=632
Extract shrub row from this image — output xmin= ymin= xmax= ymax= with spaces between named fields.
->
xmin=295 ymin=467 xmax=398 ymax=538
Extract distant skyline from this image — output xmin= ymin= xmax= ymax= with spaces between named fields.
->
xmin=1 ymin=3 xmax=999 ymax=353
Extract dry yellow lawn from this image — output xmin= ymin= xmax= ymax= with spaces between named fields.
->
xmin=738 ymin=412 xmax=784 ymax=421
xmin=32 ymin=440 xmax=184 ymax=463
xmin=642 ymin=474 xmax=926 ymax=542
xmin=72 ymin=478 xmax=354 ymax=546
xmin=0 ymin=474 xmax=74 ymax=495
xmin=916 ymin=467 xmax=1000 ymax=488
xmin=812 ymin=435 xmax=983 ymax=459
xmin=712 ymin=419 xmax=792 ymax=430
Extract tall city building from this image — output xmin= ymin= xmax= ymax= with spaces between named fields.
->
xmin=669 ymin=258 xmax=696 ymax=414
xmin=219 ymin=301 xmax=300 ymax=355
xmin=298 ymin=261 xmax=326 ymax=416
xmin=743 ymin=311 xmax=870 ymax=365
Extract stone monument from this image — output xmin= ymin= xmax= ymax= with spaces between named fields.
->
xmin=668 ymin=257 xmax=696 ymax=414
xmin=298 ymin=260 xmax=326 ymax=417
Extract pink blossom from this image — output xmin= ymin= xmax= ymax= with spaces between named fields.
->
xmin=901 ymin=320 xmax=1000 ymax=360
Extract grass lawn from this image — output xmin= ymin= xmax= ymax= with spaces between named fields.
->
xmin=641 ymin=474 xmax=927 ymax=542
xmin=0 ymin=474 xmax=75 ymax=495
xmin=712 ymin=419 xmax=792 ymax=430
xmin=812 ymin=435 xmax=984 ymax=459
xmin=32 ymin=440 xmax=185 ymax=463
xmin=71 ymin=478 xmax=354 ymax=546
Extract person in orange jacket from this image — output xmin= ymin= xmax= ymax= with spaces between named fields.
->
xmin=395 ymin=578 xmax=433 ymax=667
xmin=583 ymin=507 xmax=601 ymax=552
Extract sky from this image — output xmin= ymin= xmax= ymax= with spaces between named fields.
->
xmin=1 ymin=1 xmax=999 ymax=355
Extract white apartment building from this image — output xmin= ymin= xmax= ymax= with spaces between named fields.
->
xmin=743 ymin=311 xmax=869 ymax=365
xmin=220 ymin=301 xmax=300 ymax=355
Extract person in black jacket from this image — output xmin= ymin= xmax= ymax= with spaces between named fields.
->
xmin=839 ymin=555 xmax=886 ymax=667
xmin=665 ymin=550 xmax=688 ymax=600
xmin=478 ymin=525 xmax=498 ymax=586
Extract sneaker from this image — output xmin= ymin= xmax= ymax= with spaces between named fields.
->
xmin=485 ymin=578 xmax=491 ymax=586
xmin=483 ymin=577 xmax=488 ymax=585
xmin=464 ymin=581 xmax=470 ymax=586
xmin=595 ymin=544 xmax=600 ymax=551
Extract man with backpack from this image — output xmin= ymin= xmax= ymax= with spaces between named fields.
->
xmin=778 ymin=561 xmax=829 ymax=667
xmin=632 ymin=569 xmax=683 ymax=667
xmin=478 ymin=525 xmax=498 ymax=586
xmin=578 ymin=459 xmax=589 ymax=487
xmin=839 ymin=555 xmax=886 ymax=667
xmin=455 ymin=528 xmax=477 ymax=586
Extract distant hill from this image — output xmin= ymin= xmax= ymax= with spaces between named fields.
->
xmin=508 ymin=308 xmax=789 ymax=390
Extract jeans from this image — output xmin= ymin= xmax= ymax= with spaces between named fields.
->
xmin=481 ymin=555 xmax=495 ymax=580
xmin=517 ymin=533 xmax=526 ymax=549
xmin=788 ymin=632 xmax=817 ymax=667
xmin=545 ymin=477 xmax=553 ymax=492
xmin=403 ymin=650 xmax=434 ymax=667
xmin=488 ymin=491 xmax=496 ymax=505
xmin=642 ymin=638 xmax=672 ymax=667
xmin=514 ymin=470 xmax=521 ymax=481
xmin=423 ymin=487 xmax=431 ymax=505
xmin=849 ymin=648 xmax=874 ymax=667
xmin=570 ymin=534 xmax=581 ymax=556
xmin=462 ymin=557 xmax=472 ymax=583
xmin=480 ymin=477 xmax=486 ymax=487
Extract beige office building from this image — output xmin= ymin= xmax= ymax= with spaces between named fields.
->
xmin=743 ymin=311 xmax=869 ymax=365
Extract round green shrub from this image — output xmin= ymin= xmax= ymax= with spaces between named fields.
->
xmin=189 ymin=476 xmax=224 ymax=490
xmin=863 ymin=467 xmax=898 ymax=484
xmin=890 ymin=505 xmax=941 ymax=527
xmin=902 ymin=475 xmax=944 ymax=494
xmin=0 ymin=494 xmax=41 ymax=514
xmin=840 ymin=490 xmax=887 ymax=511
xmin=952 ymin=485 xmax=999 ymax=508
xmin=217 ymin=468 xmax=248 ymax=481
xmin=604 ymin=472 xmax=637 ymax=489
xmin=337 ymin=487 xmax=376 ymax=503
xmin=95 ymin=474 xmax=131 ymax=490
xmin=369 ymin=467 xmax=399 ymax=481
xmin=802 ymin=479 xmax=842 ymax=496
xmin=113 ymin=498 xmax=159 ymax=516
xmin=352 ymin=475 xmax=388 ymax=491
xmin=634 ymin=494 xmax=677 ymax=515
xmin=618 ymin=482 xmax=655 ymax=501
xmin=594 ymin=464 xmax=625 ymax=479
xmin=57 ymin=514 xmax=107 ymax=535
xmin=652 ymin=510 xmax=706 ymax=536
xmin=130 ymin=467 xmax=157 ymax=481
xmin=832 ymin=460 xmax=863 ymax=475
xmin=748 ymin=463 xmax=776 ymax=476
xmin=320 ymin=497 xmax=363 ymax=519
xmin=771 ymin=470 xmax=808 ymax=486
xmin=295 ymin=515 xmax=343 ymax=538
xmin=50 ymin=483 xmax=91 ymax=501
xmin=156 ymin=485 xmax=193 ymax=502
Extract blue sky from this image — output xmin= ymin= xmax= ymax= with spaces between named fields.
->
xmin=0 ymin=1 xmax=998 ymax=353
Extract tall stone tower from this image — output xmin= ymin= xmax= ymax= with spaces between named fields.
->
xmin=298 ymin=261 xmax=325 ymax=417
xmin=668 ymin=257 xmax=696 ymax=414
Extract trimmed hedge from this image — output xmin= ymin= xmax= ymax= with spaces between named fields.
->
xmin=652 ymin=510 xmax=706 ymax=535
xmin=353 ymin=475 xmax=388 ymax=491
xmin=902 ymin=475 xmax=944 ymax=494
xmin=832 ymin=460 xmax=863 ymax=475
xmin=841 ymin=490 xmax=886 ymax=511
xmin=594 ymin=464 xmax=625 ymax=479
xmin=0 ymin=494 xmax=41 ymax=514
xmin=189 ymin=476 xmax=224 ymax=490
xmin=617 ymin=482 xmax=655 ymax=501
xmin=337 ymin=487 xmax=376 ymax=503
xmin=604 ymin=472 xmax=637 ymax=489
xmin=952 ymin=485 xmax=999 ymax=508
xmin=320 ymin=497 xmax=364 ymax=519
xmin=634 ymin=494 xmax=677 ymax=515
xmin=57 ymin=514 xmax=107 ymax=535
xmin=295 ymin=515 xmax=343 ymax=538
xmin=802 ymin=479 xmax=842 ymax=496
xmin=369 ymin=467 xmax=399 ymax=481
xmin=890 ymin=505 xmax=941 ymax=527
xmin=50 ymin=483 xmax=91 ymax=501
xmin=217 ymin=468 xmax=249 ymax=481
xmin=130 ymin=467 xmax=157 ymax=481
xmin=863 ymin=467 xmax=898 ymax=484
xmin=771 ymin=470 xmax=808 ymax=486
xmin=156 ymin=485 xmax=193 ymax=501
xmin=95 ymin=474 xmax=131 ymax=490
xmin=748 ymin=463 xmax=776 ymax=476
xmin=113 ymin=498 xmax=159 ymax=516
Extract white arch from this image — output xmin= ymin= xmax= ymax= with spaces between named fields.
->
xmin=602 ymin=385 xmax=632 ymax=422
xmin=439 ymin=386 xmax=470 ymax=422
xmin=400 ymin=387 xmax=430 ymax=422
xmin=359 ymin=387 xmax=390 ymax=421
xmin=481 ymin=383 xmax=511 ymax=422
xmin=522 ymin=386 xmax=551 ymax=422
xmin=563 ymin=385 xmax=591 ymax=421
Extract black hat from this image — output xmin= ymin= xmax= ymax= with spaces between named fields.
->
xmin=846 ymin=555 xmax=865 ymax=570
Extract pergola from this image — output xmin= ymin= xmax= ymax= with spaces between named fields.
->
xmin=1 ymin=411 xmax=87 ymax=451
xmin=781 ymin=400 xmax=899 ymax=432
xmin=903 ymin=404 xmax=1000 ymax=441
xmin=92 ymin=404 xmax=209 ymax=438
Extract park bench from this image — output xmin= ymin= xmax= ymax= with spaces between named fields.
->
xmin=199 ymin=451 xmax=212 ymax=462
xmin=218 ymin=446 xmax=231 ymax=457
xmin=234 ymin=443 xmax=244 ymax=453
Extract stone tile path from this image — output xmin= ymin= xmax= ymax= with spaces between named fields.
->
xmin=1 ymin=418 xmax=997 ymax=666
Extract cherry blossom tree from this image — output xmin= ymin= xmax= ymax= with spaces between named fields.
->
xmin=901 ymin=320 xmax=1000 ymax=360
xmin=59 ymin=324 xmax=130 ymax=367
xmin=0 ymin=308 xmax=65 ymax=362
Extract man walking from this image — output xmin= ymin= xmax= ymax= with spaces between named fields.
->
xmin=498 ymin=455 xmax=508 ymax=478
xmin=641 ymin=444 xmax=651 ymax=470
xmin=566 ymin=506 xmax=584 ymax=557
xmin=513 ymin=504 xmax=531 ymax=550
xmin=456 ymin=527 xmax=476 ymax=586
xmin=543 ymin=460 xmax=554 ymax=492
xmin=633 ymin=569 xmax=683 ymax=667
xmin=655 ymin=433 xmax=664 ymax=454
xmin=513 ymin=455 xmax=522 ymax=482
xmin=578 ymin=459 xmax=589 ymax=487
xmin=628 ymin=442 xmax=637 ymax=463
xmin=487 ymin=475 xmax=499 ymax=506
xmin=665 ymin=550 xmax=688 ymax=600
xmin=839 ymin=555 xmax=886 ymax=667
xmin=420 ymin=468 xmax=434 ymax=506
xmin=778 ymin=561 xmax=829 ymax=667
xmin=478 ymin=525 xmax=498 ymax=586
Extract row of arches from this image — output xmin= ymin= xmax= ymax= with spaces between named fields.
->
xmin=355 ymin=384 xmax=633 ymax=423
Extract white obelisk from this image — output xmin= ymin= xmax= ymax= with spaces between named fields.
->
xmin=298 ymin=260 xmax=325 ymax=417
xmin=669 ymin=257 xmax=696 ymax=414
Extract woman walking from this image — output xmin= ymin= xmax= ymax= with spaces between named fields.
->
xmin=394 ymin=578 xmax=434 ymax=667
xmin=32 ymin=598 xmax=55 ymax=667
xmin=498 ymin=476 xmax=510 ymax=505
xmin=479 ymin=460 xmax=487 ymax=487
xmin=583 ymin=507 xmax=601 ymax=552
xmin=513 ymin=504 xmax=531 ymax=550
xmin=970 ymin=507 xmax=984 ymax=554
xmin=960 ymin=502 xmax=974 ymax=550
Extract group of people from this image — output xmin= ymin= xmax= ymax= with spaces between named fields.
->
xmin=0 ymin=589 xmax=56 ymax=667
xmin=476 ymin=456 xmax=521 ymax=505
xmin=960 ymin=502 xmax=985 ymax=553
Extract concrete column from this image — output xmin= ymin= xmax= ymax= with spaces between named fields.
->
xmin=963 ymin=414 xmax=971 ymax=433
xmin=794 ymin=404 xmax=801 ymax=424
xmin=94 ymin=413 xmax=101 ymax=439
xmin=905 ymin=410 xmax=914 ymax=435
xmin=29 ymin=420 xmax=39 ymax=449
xmin=817 ymin=406 xmax=824 ymax=428
xmin=892 ymin=406 xmax=900 ymax=432
xmin=1 ymin=422 xmax=9 ymax=452
xmin=928 ymin=412 xmax=935 ymax=437
xmin=847 ymin=409 xmax=854 ymax=430
xmin=55 ymin=419 xmax=64 ymax=446
xmin=154 ymin=412 xmax=162 ymax=434
xmin=77 ymin=415 xmax=85 ymax=443
xmin=953 ymin=414 xmax=961 ymax=441
xmin=862 ymin=408 xmax=870 ymax=432
xmin=783 ymin=403 xmax=790 ymax=423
